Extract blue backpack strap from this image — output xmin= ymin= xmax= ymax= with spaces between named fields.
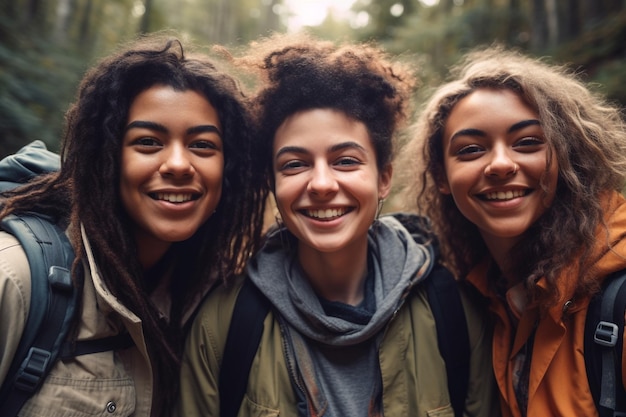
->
xmin=425 ymin=264 xmax=470 ymax=417
xmin=585 ymin=270 xmax=626 ymax=417
xmin=0 ymin=213 xmax=77 ymax=416
xmin=219 ymin=279 xmax=271 ymax=417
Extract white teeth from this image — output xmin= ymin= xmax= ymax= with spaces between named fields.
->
xmin=307 ymin=208 xmax=346 ymax=219
xmin=485 ymin=190 xmax=525 ymax=201
xmin=156 ymin=193 xmax=193 ymax=203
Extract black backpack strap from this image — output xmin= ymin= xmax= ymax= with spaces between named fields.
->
xmin=425 ymin=265 xmax=470 ymax=417
xmin=585 ymin=271 xmax=626 ymax=417
xmin=59 ymin=333 xmax=135 ymax=359
xmin=219 ymin=279 xmax=271 ymax=417
xmin=0 ymin=213 xmax=77 ymax=416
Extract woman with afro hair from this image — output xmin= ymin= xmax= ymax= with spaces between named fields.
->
xmin=179 ymin=33 xmax=498 ymax=417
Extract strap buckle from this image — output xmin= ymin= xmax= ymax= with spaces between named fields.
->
xmin=594 ymin=321 xmax=618 ymax=347
xmin=14 ymin=347 xmax=51 ymax=392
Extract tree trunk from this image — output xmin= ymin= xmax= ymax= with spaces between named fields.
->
xmin=530 ymin=0 xmax=548 ymax=50
xmin=545 ymin=0 xmax=559 ymax=48
xmin=140 ymin=0 xmax=154 ymax=34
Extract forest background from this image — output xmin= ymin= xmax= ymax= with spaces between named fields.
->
xmin=1 ymin=0 xmax=625 ymax=157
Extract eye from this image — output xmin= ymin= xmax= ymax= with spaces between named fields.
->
xmin=513 ymin=136 xmax=546 ymax=153
xmin=334 ymin=156 xmax=361 ymax=168
xmin=133 ymin=137 xmax=161 ymax=147
xmin=190 ymin=140 xmax=220 ymax=151
xmin=456 ymin=144 xmax=484 ymax=156
xmin=278 ymin=159 xmax=308 ymax=172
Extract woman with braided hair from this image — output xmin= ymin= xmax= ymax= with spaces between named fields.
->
xmin=0 ymin=34 xmax=266 ymax=416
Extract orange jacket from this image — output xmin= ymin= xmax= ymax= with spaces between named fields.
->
xmin=467 ymin=191 xmax=626 ymax=417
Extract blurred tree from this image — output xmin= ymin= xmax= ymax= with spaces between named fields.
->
xmin=3 ymin=0 xmax=626 ymax=156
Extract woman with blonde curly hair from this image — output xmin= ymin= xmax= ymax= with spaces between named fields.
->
xmin=179 ymin=33 xmax=498 ymax=417
xmin=406 ymin=45 xmax=626 ymax=417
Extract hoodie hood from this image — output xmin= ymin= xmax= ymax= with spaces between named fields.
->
xmin=247 ymin=214 xmax=434 ymax=346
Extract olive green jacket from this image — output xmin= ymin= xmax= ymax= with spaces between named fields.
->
xmin=179 ymin=276 xmax=499 ymax=417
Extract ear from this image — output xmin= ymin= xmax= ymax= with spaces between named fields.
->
xmin=435 ymin=169 xmax=451 ymax=195
xmin=438 ymin=179 xmax=451 ymax=195
xmin=378 ymin=164 xmax=393 ymax=199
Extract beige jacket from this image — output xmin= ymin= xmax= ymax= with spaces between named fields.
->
xmin=0 ymin=224 xmax=211 ymax=417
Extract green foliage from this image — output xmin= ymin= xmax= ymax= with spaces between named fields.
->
xmin=0 ymin=15 xmax=84 ymax=156
xmin=3 ymin=0 xmax=626 ymax=158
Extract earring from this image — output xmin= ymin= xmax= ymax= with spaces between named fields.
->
xmin=274 ymin=214 xmax=292 ymax=252
xmin=274 ymin=213 xmax=284 ymax=229
xmin=376 ymin=198 xmax=385 ymax=219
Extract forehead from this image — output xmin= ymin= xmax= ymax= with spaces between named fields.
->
xmin=444 ymin=88 xmax=538 ymax=132
xmin=273 ymin=108 xmax=373 ymax=153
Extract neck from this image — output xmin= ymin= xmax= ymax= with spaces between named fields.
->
xmin=297 ymin=240 xmax=368 ymax=305
xmin=482 ymin=235 xmax=519 ymax=286
xmin=133 ymin=230 xmax=172 ymax=271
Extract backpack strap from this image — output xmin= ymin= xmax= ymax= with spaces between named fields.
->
xmin=218 ymin=267 xmax=471 ymax=417
xmin=0 ymin=213 xmax=77 ymax=416
xmin=219 ymin=279 xmax=271 ymax=417
xmin=585 ymin=270 xmax=626 ymax=417
xmin=425 ymin=264 xmax=470 ymax=417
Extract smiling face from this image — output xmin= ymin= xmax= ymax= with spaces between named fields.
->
xmin=440 ymin=88 xmax=559 ymax=256
xmin=273 ymin=108 xmax=392 ymax=260
xmin=120 ymin=85 xmax=224 ymax=267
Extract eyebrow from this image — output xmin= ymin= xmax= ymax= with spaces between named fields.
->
xmin=275 ymin=141 xmax=367 ymax=159
xmin=508 ymin=119 xmax=540 ymax=133
xmin=125 ymin=121 xmax=222 ymax=136
xmin=449 ymin=119 xmax=541 ymax=142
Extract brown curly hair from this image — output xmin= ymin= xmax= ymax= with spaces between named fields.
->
xmin=227 ymin=32 xmax=416 ymax=189
xmin=0 ymin=34 xmax=267 ymax=416
xmin=404 ymin=45 xmax=626 ymax=305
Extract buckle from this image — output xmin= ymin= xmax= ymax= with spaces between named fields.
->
xmin=48 ymin=266 xmax=72 ymax=291
xmin=594 ymin=321 xmax=618 ymax=347
xmin=14 ymin=347 xmax=51 ymax=392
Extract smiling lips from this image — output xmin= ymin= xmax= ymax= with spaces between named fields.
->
xmin=304 ymin=207 xmax=350 ymax=220
xmin=151 ymin=192 xmax=198 ymax=203
xmin=482 ymin=189 xmax=527 ymax=201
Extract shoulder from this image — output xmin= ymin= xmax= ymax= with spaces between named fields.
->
xmin=0 ymin=231 xmax=31 ymax=384
xmin=381 ymin=212 xmax=436 ymax=242
xmin=0 ymin=230 xmax=31 ymax=305
xmin=409 ymin=266 xmax=491 ymax=345
xmin=456 ymin=280 xmax=492 ymax=346
xmin=187 ymin=276 xmax=246 ymax=353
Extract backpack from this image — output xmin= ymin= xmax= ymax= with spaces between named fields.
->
xmin=0 ymin=141 xmax=133 ymax=416
xmin=0 ymin=213 xmax=77 ymax=416
xmin=0 ymin=140 xmax=60 ymax=192
xmin=220 ymin=265 xmax=626 ymax=417
xmin=0 ymin=141 xmax=76 ymax=415
xmin=585 ymin=271 xmax=626 ymax=417
xmin=219 ymin=264 xmax=470 ymax=417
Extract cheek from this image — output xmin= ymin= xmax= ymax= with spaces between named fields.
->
xmin=272 ymin=178 xmax=291 ymax=212
xmin=443 ymin=167 xmax=470 ymax=196
xmin=541 ymin=165 xmax=560 ymax=207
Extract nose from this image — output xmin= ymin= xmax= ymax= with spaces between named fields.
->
xmin=307 ymin=164 xmax=339 ymax=196
xmin=159 ymin=143 xmax=195 ymax=178
xmin=484 ymin=145 xmax=518 ymax=178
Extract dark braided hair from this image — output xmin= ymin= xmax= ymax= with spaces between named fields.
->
xmin=0 ymin=34 xmax=267 ymax=416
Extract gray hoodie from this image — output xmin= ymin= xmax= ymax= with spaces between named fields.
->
xmin=247 ymin=214 xmax=435 ymax=416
